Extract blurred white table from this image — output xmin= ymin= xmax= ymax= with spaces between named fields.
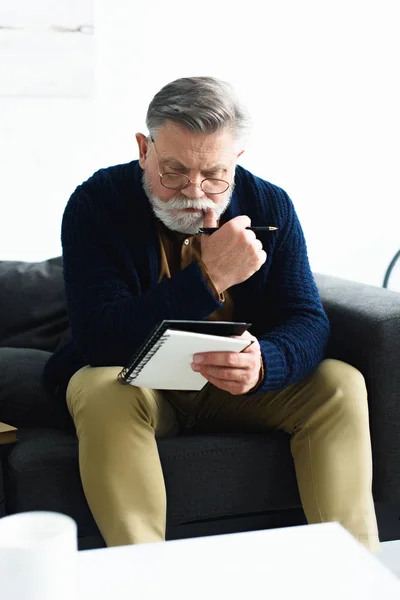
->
xmin=78 ymin=523 xmax=400 ymax=599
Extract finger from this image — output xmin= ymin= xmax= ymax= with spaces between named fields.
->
xmin=230 ymin=215 xmax=252 ymax=230
xmin=229 ymin=333 xmax=259 ymax=349
xmin=202 ymin=207 xmax=218 ymax=228
xmin=204 ymin=375 xmax=250 ymax=396
xmin=196 ymin=365 xmax=252 ymax=382
xmin=229 ymin=340 xmax=258 ymax=358
xmin=240 ymin=342 xmax=258 ymax=357
xmin=244 ymin=229 xmax=257 ymax=242
xmin=230 ymin=332 xmax=256 ymax=340
xmin=253 ymin=239 xmax=263 ymax=252
xmin=192 ymin=351 xmax=250 ymax=368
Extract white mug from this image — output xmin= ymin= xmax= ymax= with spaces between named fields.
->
xmin=0 ymin=511 xmax=78 ymax=600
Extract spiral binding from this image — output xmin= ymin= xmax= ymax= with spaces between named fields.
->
xmin=117 ymin=330 xmax=170 ymax=385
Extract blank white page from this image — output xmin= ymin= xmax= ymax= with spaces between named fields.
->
xmin=129 ymin=329 xmax=251 ymax=390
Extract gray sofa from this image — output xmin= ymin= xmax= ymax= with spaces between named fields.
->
xmin=1 ymin=257 xmax=400 ymax=549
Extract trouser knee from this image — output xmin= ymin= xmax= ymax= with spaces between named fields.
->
xmin=310 ymin=359 xmax=369 ymax=426
xmin=66 ymin=366 xmax=157 ymax=431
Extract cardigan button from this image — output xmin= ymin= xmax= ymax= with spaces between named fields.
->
xmin=184 ymin=238 xmax=190 ymax=245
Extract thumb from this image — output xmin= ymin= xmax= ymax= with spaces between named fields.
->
xmin=202 ymin=207 xmax=218 ymax=228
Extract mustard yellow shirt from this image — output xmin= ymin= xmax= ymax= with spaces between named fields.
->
xmin=156 ymin=221 xmax=234 ymax=321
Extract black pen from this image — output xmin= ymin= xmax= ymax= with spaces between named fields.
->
xmin=198 ymin=226 xmax=279 ymax=234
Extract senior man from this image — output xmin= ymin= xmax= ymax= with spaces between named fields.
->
xmin=44 ymin=76 xmax=379 ymax=551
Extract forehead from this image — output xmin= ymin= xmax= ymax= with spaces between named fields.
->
xmin=153 ymin=121 xmax=237 ymax=169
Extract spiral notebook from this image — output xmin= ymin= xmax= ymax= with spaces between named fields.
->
xmin=117 ymin=320 xmax=252 ymax=391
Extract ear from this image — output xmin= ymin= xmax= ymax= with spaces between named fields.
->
xmin=136 ymin=133 xmax=150 ymax=169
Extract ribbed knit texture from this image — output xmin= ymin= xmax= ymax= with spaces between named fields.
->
xmin=43 ymin=160 xmax=330 ymax=396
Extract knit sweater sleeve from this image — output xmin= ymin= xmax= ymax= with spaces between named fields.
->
xmin=253 ymin=188 xmax=330 ymax=392
xmin=61 ymin=186 xmax=222 ymax=368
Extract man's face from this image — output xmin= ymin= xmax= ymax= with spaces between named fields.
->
xmin=136 ymin=121 xmax=242 ymax=234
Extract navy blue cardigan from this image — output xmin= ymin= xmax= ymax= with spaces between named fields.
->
xmin=43 ymin=160 xmax=330 ymax=397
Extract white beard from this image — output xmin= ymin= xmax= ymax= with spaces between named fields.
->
xmin=142 ymin=171 xmax=232 ymax=234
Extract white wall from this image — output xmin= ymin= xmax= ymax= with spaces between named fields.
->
xmin=0 ymin=97 xmax=97 ymax=259
xmin=0 ymin=0 xmax=95 ymax=261
xmin=1 ymin=0 xmax=399 ymax=289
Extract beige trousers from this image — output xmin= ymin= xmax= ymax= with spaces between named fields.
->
xmin=66 ymin=358 xmax=380 ymax=551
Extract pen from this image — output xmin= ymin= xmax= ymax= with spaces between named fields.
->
xmin=198 ymin=226 xmax=279 ymax=234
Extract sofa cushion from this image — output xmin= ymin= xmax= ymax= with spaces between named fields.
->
xmin=0 ymin=257 xmax=68 ymax=352
xmin=0 ymin=348 xmax=72 ymax=429
xmin=4 ymin=428 xmax=300 ymax=541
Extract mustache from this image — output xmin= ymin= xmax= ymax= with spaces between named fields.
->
xmin=163 ymin=197 xmax=216 ymax=211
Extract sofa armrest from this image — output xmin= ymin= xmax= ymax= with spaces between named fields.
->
xmin=0 ymin=348 xmax=72 ymax=430
xmin=314 ymin=273 xmax=400 ymax=502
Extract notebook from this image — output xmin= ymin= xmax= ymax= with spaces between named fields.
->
xmin=117 ymin=320 xmax=252 ymax=390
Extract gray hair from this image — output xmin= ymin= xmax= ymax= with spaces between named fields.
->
xmin=146 ymin=76 xmax=251 ymax=143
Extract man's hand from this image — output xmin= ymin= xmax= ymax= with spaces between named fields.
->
xmin=191 ymin=331 xmax=262 ymax=395
xmin=200 ymin=208 xmax=267 ymax=293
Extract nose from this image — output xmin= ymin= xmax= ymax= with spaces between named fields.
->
xmin=181 ymin=178 xmax=205 ymax=199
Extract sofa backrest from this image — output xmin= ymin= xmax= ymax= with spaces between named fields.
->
xmin=0 ymin=257 xmax=68 ymax=352
xmin=0 ymin=258 xmax=335 ymax=354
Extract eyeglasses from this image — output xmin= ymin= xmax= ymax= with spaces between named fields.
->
xmin=150 ymin=138 xmax=231 ymax=195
